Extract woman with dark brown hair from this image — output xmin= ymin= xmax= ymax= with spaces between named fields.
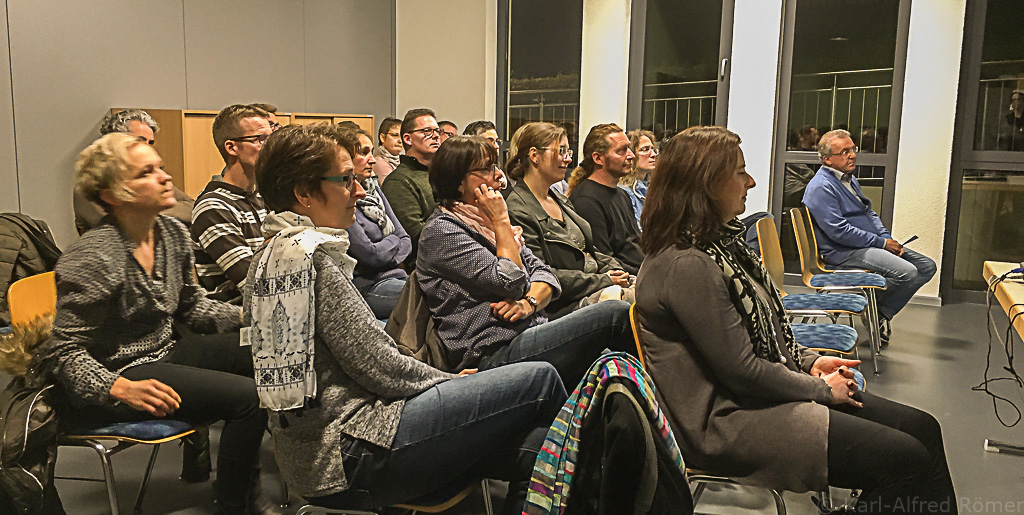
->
xmin=634 ymin=125 xmax=956 ymax=514
xmin=416 ymin=135 xmax=633 ymax=385
xmin=503 ymin=122 xmax=634 ymax=318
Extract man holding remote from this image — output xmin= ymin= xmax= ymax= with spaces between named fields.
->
xmin=803 ymin=129 xmax=936 ymax=344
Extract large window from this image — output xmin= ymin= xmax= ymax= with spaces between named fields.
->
xmin=503 ymin=0 xmax=583 ymax=157
xmin=946 ymin=0 xmax=1024 ymax=294
xmin=637 ymin=0 xmax=731 ymax=140
xmin=773 ymin=0 xmax=909 ymax=272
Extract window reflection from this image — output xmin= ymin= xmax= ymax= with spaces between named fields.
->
xmin=972 ymin=0 xmax=1024 ymax=151
xmin=954 ymin=170 xmax=1024 ymax=290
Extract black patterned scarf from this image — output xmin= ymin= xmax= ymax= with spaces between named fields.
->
xmin=686 ymin=218 xmax=801 ymax=368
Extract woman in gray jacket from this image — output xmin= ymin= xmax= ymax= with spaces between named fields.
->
xmin=244 ymin=124 xmax=565 ymax=515
xmin=634 ymin=126 xmax=955 ymax=514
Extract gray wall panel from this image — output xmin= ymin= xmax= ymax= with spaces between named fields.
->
xmin=304 ymin=0 xmax=394 ymax=125
xmin=7 ymin=0 xmax=188 ymax=247
xmin=183 ymin=0 xmax=305 ymax=111
xmin=0 ymin=0 xmax=18 ymax=213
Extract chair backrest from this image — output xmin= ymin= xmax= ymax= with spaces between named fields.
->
xmin=7 ymin=272 xmax=56 ymax=327
xmin=628 ymin=303 xmax=647 ymax=368
xmin=754 ymin=217 xmax=787 ymax=296
xmin=788 ymin=207 xmax=827 ymax=286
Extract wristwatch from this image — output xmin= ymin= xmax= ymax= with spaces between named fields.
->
xmin=524 ymin=295 xmax=539 ymax=313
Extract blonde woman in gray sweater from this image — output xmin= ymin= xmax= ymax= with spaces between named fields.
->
xmin=243 ymin=124 xmax=565 ymax=514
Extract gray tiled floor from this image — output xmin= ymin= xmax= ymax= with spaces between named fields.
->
xmin=8 ymin=298 xmax=1024 ymax=514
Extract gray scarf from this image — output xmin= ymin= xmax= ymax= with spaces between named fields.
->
xmin=375 ymin=146 xmax=400 ymax=170
xmin=357 ymin=177 xmax=395 ymax=236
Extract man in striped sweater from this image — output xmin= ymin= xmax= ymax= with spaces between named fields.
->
xmin=191 ymin=104 xmax=272 ymax=302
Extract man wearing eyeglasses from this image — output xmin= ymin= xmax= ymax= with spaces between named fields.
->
xmin=191 ymin=104 xmax=273 ymax=302
xmin=381 ymin=107 xmax=441 ymax=268
xmin=803 ymin=129 xmax=936 ymax=341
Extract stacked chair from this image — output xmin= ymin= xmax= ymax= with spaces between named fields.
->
xmin=789 ymin=207 xmax=888 ymax=374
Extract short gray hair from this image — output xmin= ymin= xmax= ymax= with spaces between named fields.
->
xmin=817 ymin=129 xmax=851 ymax=162
xmin=100 ymin=109 xmax=158 ymax=136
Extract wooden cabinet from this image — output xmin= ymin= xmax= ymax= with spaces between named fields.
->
xmin=111 ymin=109 xmax=375 ymax=199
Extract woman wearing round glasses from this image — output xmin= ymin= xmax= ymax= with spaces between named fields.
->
xmin=244 ymin=125 xmax=565 ymax=514
xmin=503 ymin=122 xmax=635 ymax=319
xmin=416 ymin=135 xmax=634 ymax=386
xmin=620 ymin=129 xmax=657 ymax=230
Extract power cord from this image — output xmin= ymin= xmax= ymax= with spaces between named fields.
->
xmin=974 ymin=269 xmax=1024 ymax=427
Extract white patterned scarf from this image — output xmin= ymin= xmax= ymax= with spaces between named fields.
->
xmin=375 ymin=146 xmax=400 ymax=170
xmin=248 ymin=211 xmax=357 ymax=411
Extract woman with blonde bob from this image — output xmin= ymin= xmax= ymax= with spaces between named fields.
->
xmin=635 ymin=126 xmax=956 ymax=514
xmin=43 ymin=133 xmax=264 ymax=514
xmin=504 ymin=122 xmax=634 ymax=318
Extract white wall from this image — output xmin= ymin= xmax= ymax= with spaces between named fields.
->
xmin=0 ymin=0 xmax=395 ymax=248
xmin=395 ymin=0 xmax=496 ymax=130
xmin=578 ymin=0 xmax=632 ymax=141
xmin=891 ymin=0 xmax=967 ymax=298
xmin=727 ymin=0 xmax=785 ymax=218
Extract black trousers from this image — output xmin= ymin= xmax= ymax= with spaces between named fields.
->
xmin=827 ymin=391 xmax=956 ymax=514
xmin=68 ymin=331 xmax=265 ymax=507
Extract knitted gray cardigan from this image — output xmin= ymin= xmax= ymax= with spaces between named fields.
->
xmin=243 ymin=247 xmax=454 ymax=498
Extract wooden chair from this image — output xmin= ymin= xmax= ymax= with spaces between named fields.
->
xmin=294 ymin=479 xmax=493 ymax=515
xmin=628 ymin=304 xmax=787 ymax=515
xmin=7 ymin=272 xmax=203 ymax=515
xmin=790 ymin=207 xmax=887 ymax=374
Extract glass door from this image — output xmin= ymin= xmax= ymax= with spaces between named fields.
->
xmin=628 ymin=0 xmax=734 ymax=140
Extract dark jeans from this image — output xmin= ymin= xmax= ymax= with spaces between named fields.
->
xmin=827 ymin=391 xmax=956 ymax=514
xmin=480 ymin=300 xmax=633 ymax=386
xmin=67 ymin=331 xmax=266 ymax=507
xmin=309 ymin=362 xmax=567 ymax=515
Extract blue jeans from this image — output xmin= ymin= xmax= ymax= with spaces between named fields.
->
xmin=837 ymin=247 xmax=936 ymax=321
xmin=309 ymin=362 xmax=566 ymax=515
xmin=361 ymin=277 xmax=407 ymax=320
xmin=480 ymin=300 xmax=633 ymax=386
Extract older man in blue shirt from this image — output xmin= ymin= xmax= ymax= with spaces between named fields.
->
xmin=802 ymin=129 xmax=935 ymax=342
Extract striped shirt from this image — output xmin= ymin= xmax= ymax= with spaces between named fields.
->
xmin=191 ymin=179 xmax=267 ymax=301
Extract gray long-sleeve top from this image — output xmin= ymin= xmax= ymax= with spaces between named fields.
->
xmin=243 ymin=248 xmax=454 ymax=498
xmin=416 ymin=209 xmax=561 ymax=370
xmin=42 ymin=216 xmax=241 ymax=407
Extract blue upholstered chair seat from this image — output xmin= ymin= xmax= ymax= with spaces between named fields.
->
xmin=791 ymin=323 xmax=858 ymax=353
xmin=852 ymin=368 xmax=866 ymax=391
xmin=808 ymin=272 xmax=886 ymax=288
xmin=782 ymin=293 xmax=867 ymax=312
xmin=65 ymin=419 xmax=195 ymax=441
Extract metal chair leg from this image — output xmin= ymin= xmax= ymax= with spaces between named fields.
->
xmin=691 ymin=482 xmax=708 ymax=504
xmin=480 ymin=479 xmax=493 ymax=515
xmin=770 ymin=489 xmax=787 ymax=515
xmin=81 ymin=440 xmax=121 ymax=515
xmin=279 ymin=473 xmax=291 ymax=508
xmin=866 ymin=290 xmax=882 ymax=375
xmin=133 ymin=444 xmax=161 ymax=513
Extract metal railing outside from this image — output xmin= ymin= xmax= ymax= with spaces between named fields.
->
xmin=507 ymin=88 xmax=580 ymax=136
xmin=787 ymin=68 xmax=893 ymax=152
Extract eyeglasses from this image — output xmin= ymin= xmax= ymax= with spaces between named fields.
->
xmin=637 ymin=146 xmax=658 ymax=156
xmin=535 ymin=146 xmax=574 ymax=159
xmin=830 ymin=146 xmax=858 ymax=158
xmin=229 ymin=133 xmax=270 ymax=146
xmin=469 ymin=164 xmax=498 ymax=177
xmin=483 ymin=137 xmax=503 ymax=147
xmin=409 ymin=127 xmax=442 ymax=138
xmin=268 ymin=121 xmax=281 ymax=132
xmin=321 ymin=174 xmax=358 ymax=189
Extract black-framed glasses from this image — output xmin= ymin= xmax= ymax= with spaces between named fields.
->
xmin=535 ymin=146 xmax=574 ymax=159
xmin=229 ymin=133 xmax=270 ymax=145
xmin=321 ymin=174 xmax=358 ymax=188
xmin=409 ymin=127 xmax=442 ymax=138
xmin=830 ymin=146 xmax=858 ymax=158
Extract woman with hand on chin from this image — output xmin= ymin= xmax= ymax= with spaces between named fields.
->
xmin=504 ymin=122 xmax=634 ymax=319
xmin=44 ymin=133 xmax=264 ymax=514
xmin=244 ymin=125 xmax=565 ymax=515
xmin=417 ymin=135 xmax=633 ymax=386
xmin=634 ymin=126 xmax=956 ymax=514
